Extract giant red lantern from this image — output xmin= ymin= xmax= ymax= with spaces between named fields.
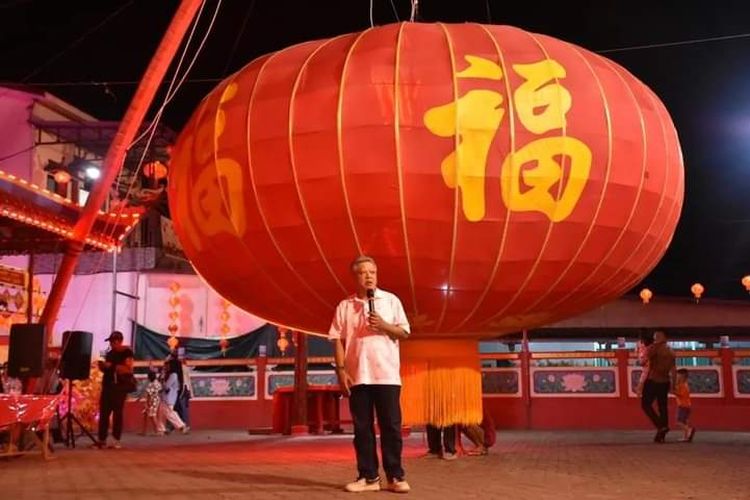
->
xmin=169 ymin=23 xmax=683 ymax=425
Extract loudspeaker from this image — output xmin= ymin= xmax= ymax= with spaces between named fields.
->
xmin=60 ymin=330 xmax=93 ymax=381
xmin=7 ymin=324 xmax=47 ymax=378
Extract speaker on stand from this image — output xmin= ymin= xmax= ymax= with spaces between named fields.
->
xmin=7 ymin=324 xmax=46 ymax=379
xmin=60 ymin=331 xmax=97 ymax=448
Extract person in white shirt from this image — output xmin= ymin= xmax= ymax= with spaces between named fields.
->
xmin=329 ymin=255 xmax=411 ymax=494
xmin=159 ymin=359 xmax=187 ymax=434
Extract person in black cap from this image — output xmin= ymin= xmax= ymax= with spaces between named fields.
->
xmin=95 ymin=331 xmax=134 ymax=449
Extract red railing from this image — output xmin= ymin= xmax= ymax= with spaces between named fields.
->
xmin=125 ymin=348 xmax=750 ymax=431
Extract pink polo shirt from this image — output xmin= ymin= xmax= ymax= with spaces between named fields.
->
xmin=328 ymin=288 xmax=410 ymax=386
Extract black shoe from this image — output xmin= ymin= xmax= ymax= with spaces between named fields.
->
xmin=654 ymin=427 xmax=669 ymax=443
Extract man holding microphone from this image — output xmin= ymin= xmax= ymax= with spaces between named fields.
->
xmin=329 ymin=255 xmax=411 ymax=493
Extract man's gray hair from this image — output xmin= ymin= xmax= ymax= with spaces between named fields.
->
xmin=350 ymin=255 xmax=377 ymax=272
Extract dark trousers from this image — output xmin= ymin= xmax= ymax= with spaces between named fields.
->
xmin=349 ymin=384 xmax=404 ymax=481
xmin=641 ymin=379 xmax=670 ymax=429
xmin=98 ymin=388 xmax=128 ymax=442
xmin=426 ymin=424 xmax=456 ymax=454
xmin=175 ymin=391 xmax=191 ymax=427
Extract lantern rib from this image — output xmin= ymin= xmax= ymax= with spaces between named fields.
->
xmin=336 ymin=28 xmax=372 ymax=256
xmin=393 ymin=22 xmax=420 ymax=316
xmin=516 ymin=41 xmax=615 ymax=317
xmin=287 ymin=34 xmax=351 ymax=296
xmin=476 ymin=28 xmax=571 ymax=330
xmin=245 ymin=47 xmax=336 ymax=310
xmin=540 ymin=52 xmax=649 ymax=313
xmin=577 ymin=81 xmax=676 ymax=305
xmin=434 ymin=22 xmax=461 ymax=333
xmin=606 ymin=86 xmax=681 ymax=296
xmin=213 ymin=54 xmax=322 ymax=323
xmin=449 ymin=24 xmax=518 ymax=333
xmin=619 ymin=91 xmax=684 ymax=291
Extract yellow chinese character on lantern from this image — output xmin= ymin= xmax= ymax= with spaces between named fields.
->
xmin=423 ymin=56 xmax=505 ymax=222
xmin=175 ymin=82 xmax=247 ymax=251
xmin=512 ymin=59 xmax=572 ymax=134
xmin=500 ymin=136 xmax=591 ymax=222
xmin=424 ymin=55 xmax=591 ymax=223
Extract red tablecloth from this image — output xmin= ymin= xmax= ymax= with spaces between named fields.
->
xmin=272 ymin=385 xmax=343 ymax=434
xmin=0 ymin=394 xmax=60 ymax=429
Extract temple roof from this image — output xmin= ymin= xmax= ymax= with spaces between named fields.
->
xmin=0 ymin=168 xmax=142 ymax=254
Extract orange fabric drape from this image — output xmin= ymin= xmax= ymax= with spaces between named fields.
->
xmin=400 ymin=338 xmax=482 ymax=427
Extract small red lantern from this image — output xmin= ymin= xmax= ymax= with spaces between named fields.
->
xmin=144 ymin=161 xmax=168 ymax=180
xmin=277 ymin=335 xmax=289 ymax=355
xmin=691 ymin=283 xmax=704 ymax=302
xmin=219 ymin=337 xmax=229 ymax=352
xmin=741 ymin=275 xmax=750 ymax=292
xmin=53 ymin=170 xmax=71 ymax=184
xmin=167 ymin=335 xmax=179 ymax=349
xmin=639 ymin=288 xmax=653 ymax=304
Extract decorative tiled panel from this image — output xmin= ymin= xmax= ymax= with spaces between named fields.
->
xmin=191 ymin=374 xmax=256 ymax=400
xmin=482 ymin=369 xmax=521 ymax=397
xmin=531 ymin=368 xmax=617 ymax=397
xmin=266 ymin=371 xmax=338 ymax=399
xmin=629 ymin=368 xmax=721 ymax=397
xmin=735 ymin=368 xmax=750 ymax=397
xmin=134 ymin=377 xmax=148 ymax=394
xmin=133 ymin=372 xmax=257 ymax=400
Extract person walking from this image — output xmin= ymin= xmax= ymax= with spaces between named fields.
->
xmin=159 ymin=359 xmax=187 ymax=434
xmin=640 ymin=330 xmax=676 ymax=443
xmin=673 ymin=368 xmax=696 ymax=442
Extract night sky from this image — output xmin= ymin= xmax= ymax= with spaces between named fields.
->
xmin=3 ymin=0 xmax=750 ymax=300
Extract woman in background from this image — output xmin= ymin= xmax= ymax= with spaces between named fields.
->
xmin=159 ymin=359 xmax=187 ymax=434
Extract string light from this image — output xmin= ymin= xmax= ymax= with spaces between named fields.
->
xmin=1 ymin=168 xmax=140 ymax=218
xmin=1 ymin=168 xmax=141 ymax=252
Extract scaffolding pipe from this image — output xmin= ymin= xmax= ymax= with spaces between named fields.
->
xmin=39 ymin=0 xmax=204 ymax=343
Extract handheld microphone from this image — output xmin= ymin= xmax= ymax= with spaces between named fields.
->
xmin=366 ymin=289 xmax=375 ymax=314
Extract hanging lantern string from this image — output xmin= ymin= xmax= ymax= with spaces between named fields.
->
xmin=410 ymin=0 xmax=418 ymax=22
xmin=55 ymin=0 xmax=222 ymax=337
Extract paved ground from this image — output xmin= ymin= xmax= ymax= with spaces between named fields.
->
xmin=1 ymin=430 xmax=749 ymax=500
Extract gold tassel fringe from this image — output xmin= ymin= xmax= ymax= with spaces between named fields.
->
xmin=400 ymin=338 xmax=482 ymax=427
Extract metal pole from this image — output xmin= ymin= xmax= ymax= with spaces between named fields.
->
xmin=111 ymin=250 xmax=117 ymax=334
xmin=26 ymin=252 xmax=34 ymax=324
xmin=39 ymin=0 xmax=205 ymax=344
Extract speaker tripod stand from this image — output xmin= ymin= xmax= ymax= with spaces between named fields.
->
xmin=62 ymin=379 xmax=97 ymax=448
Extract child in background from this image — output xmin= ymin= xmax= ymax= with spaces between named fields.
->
xmin=674 ymin=368 xmax=696 ymax=442
xmin=635 ymin=330 xmax=653 ymax=396
xmin=139 ymin=371 xmax=164 ymax=436
xmin=459 ymin=409 xmax=496 ymax=456
xmin=159 ymin=359 xmax=187 ymax=434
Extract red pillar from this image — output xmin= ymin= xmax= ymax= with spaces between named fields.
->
xmin=616 ymin=347 xmax=630 ymax=400
xmin=39 ymin=0 xmax=204 ymax=343
xmin=720 ymin=347 xmax=735 ymax=403
xmin=291 ymin=331 xmax=309 ymax=435
xmin=520 ymin=329 xmax=532 ymax=430
xmin=256 ymin=356 xmax=267 ymax=404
